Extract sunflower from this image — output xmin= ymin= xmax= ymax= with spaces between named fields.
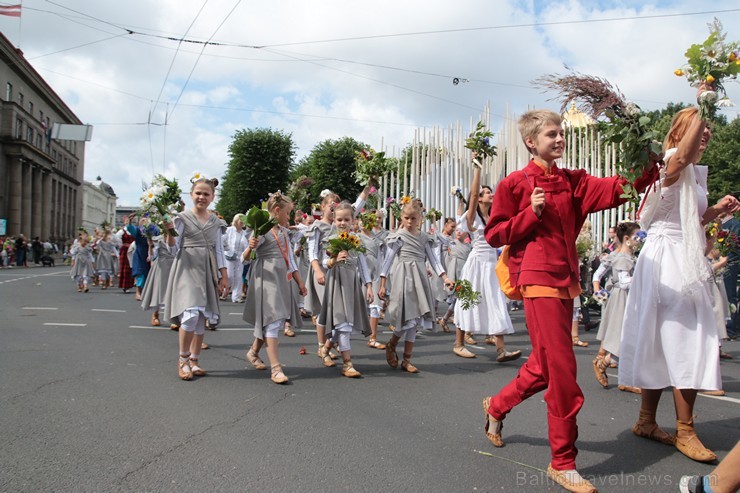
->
xmin=400 ymin=196 xmax=411 ymax=205
xmin=338 ymin=231 xmax=349 ymax=240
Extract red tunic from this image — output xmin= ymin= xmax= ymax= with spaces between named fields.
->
xmin=485 ymin=160 xmax=658 ymax=289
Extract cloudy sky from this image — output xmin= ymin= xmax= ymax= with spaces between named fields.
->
xmin=2 ymin=0 xmax=738 ymax=205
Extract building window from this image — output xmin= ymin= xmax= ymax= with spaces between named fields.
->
xmin=5 ymin=82 xmax=11 ymax=101
xmin=27 ymin=126 xmax=33 ymax=142
xmin=18 ymin=92 xmax=23 ymax=106
xmin=28 ymin=101 xmax=33 ymax=113
xmin=36 ymin=132 xmax=42 ymax=148
xmin=15 ymin=118 xmax=22 ymax=139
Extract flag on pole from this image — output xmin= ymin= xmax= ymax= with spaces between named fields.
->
xmin=0 ymin=4 xmax=21 ymax=17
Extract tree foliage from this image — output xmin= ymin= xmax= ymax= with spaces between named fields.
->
xmin=299 ymin=137 xmax=367 ymax=207
xmin=216 ymin=128 xmax=295 ymax=220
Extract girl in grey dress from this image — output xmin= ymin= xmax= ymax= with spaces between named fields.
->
xmin=163 ymin=177 xmax=228 ymax=381
xmin=95 ymin=231 xmax=118 ymax=289
xmin=243 ymin=193 xmax=307 ymax=385
xmin=305 ymin=186 xmax=372 ymax=357
xmin=140 ymin=235 xmax=175 ymax=327
xmin=70 ymin=236 xmax=95 ymax=293
xmin=592 ymin=221 xmax=640 ymax=390
xmin=378 ymin=201 xmax=453 ymax=373
xmin=317 ymin=202 xmax=374 ymax=377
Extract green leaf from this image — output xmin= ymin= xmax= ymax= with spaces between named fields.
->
xmin=639 ymin=116 xmax=651 ymax=126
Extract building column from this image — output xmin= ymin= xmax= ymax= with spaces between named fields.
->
xmin=31 ymin=167 xmax=42 ymax=239
xmin=7 ymin=158 xmax=22 ymax=236
xmin=41 ymin=172 xmax=52 ymax=240
xmin=21 ymin=160 xmax=32 ymax=236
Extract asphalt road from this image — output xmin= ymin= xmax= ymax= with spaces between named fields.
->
xmin=1 ymin=265 xmax=738 ymax=492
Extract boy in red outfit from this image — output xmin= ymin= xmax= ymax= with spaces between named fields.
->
xmin=482 ymin=110 xmax=659 ymax=493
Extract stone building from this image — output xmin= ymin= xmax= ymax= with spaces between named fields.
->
xmin=81 ymin=177 xmax=117 ymax=232
xmin=0 ymin=32 xmax=86 ymax=242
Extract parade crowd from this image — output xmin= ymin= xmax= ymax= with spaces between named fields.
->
xmin=63 ymin=105 xmax=740 ymax=493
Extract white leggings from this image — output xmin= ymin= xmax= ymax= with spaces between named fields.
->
xmin=180 ymin=312 xmax=207 ymax=335
xmin=392 ymin=326 xmax=417 ymax=343
xmin=263 ymin=319 xmax=285 ymax=339
xmin=330 ymin=331 xmax=351 ymax=352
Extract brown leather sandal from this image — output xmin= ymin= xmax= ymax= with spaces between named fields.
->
xmin=592 ymin=355 xmax=609 ymax=388
xmin=631 ymin=410 xmax=675 ymax=445
xmin=572 ymin=336 xmax=588 ymax=347
xmin=401 ymin=355 xmax=419 ymax=373
xmin=367 ymin=339 xmax=386 ymax=350
xmin=319 ymin=346 xmax=335 ymax=367
xmin=482 ymin=397 xmax=504 ymax=447
xmin=246 ymin=349 xmax=267 ymax=370
xmin=437 ymin=318 xmax=451 ymax=333
xmin=675 ymin=419 xmax=717 ymax=462
xmin=270 ymin=364 xmax=288 ymax=384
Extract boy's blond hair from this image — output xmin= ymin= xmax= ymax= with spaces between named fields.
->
xmin=518 ymin=110 xmax=562 ymax=153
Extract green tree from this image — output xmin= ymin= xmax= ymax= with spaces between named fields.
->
xmin=216 ymin=128 xmax=296 ymax=220
xmin=702 ymin=117 xmax=740 ymax=204
xmin=303 ymin=137 xmax=367 ymax=204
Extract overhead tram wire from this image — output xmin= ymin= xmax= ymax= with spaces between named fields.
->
xmin=150 ymin=0 xmax=210 ymax=173
xmin=260 ymin=47 xmax=483 ymax=113
xmin=168 ymin=0 xmax=242 ymax=120
xmin=253 ymin=8 xmax=740 ymax=48
xmin=110 ymin=8 xmax=740 ymax=50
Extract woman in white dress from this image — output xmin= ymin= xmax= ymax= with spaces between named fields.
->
xmin=454 ymin=164 xmax=520 ymax=362
xmin=223 ymin=215 xmax=248 ymax=303
xmin=618 ymin=105 xmax=740 ymax=462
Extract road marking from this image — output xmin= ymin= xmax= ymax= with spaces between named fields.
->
xmin=23 ymin=307 xmax=59 ymax=310
xmin=43 ymin=323 xmax=87 ymax=327
xmin=228 ymin=312 xmax=242 ymax=315
xmin=299 ymin=329 xmax=316 ymax=333
xmin=91 ymin=309 xmax=126 ymax=313
xmin=129 ymin=325 xmax=170 ymax=330
xmin=605 ymin=372 xmax=739 ymax=404
xmin=211 ymin=328 xmax=250 ymax=331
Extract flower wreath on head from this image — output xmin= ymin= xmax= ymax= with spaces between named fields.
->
xmin=319 ymin=189 xmax=333 ymax=199
xmin=190 ymin=171 xmax=216 ymax=184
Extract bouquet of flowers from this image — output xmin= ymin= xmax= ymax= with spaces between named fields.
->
xmin=425 ymin=208 xmax=443 ymax=223
xmin=674 ymin=18 xmax=739 ymax=120
xmin=464 ymin=121 xmax=497 ymax=168
xmin=631 ymin=229 xmax=648 ymax=255
xmin=452 ymin=279 xmax=481 ymax=310
xmin=716 ymin=229 xmax=740 ymax=257
xmin=592 ymin=289 xmax=609 ymax=306
xmin=138 ymin=215 xmax=161 ymax=239
xmin=450 ymin=185 xmax=465 ymax=202
xmin=326 ymin=231 xmax=366 ymax=258
xmin=535 ymin=71 xmax=662 ymax=210
xmin=243 ymin=206 xmax=277 ymax=259
xmin=705 ymin=220 xmax=720 ymax=239
xmin=139 ymin=174 xmax=183 ymax=237
xmin=353 ymin=148 xmax=398 ymax=185
xmin=358 ymin=211 xmax=377 ymax=230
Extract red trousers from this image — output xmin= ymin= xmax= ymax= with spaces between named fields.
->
xmin=488 ymin=297 xmax=584 ymax=470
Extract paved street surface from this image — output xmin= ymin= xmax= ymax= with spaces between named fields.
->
xmin=1 ymin=265 xmax=738 ymax=492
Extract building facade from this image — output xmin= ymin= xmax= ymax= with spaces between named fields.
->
xmin=81 ymin=178 xmax=117 ymax=232
xmin=0 ymin=32 xmax=85 ymax=242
